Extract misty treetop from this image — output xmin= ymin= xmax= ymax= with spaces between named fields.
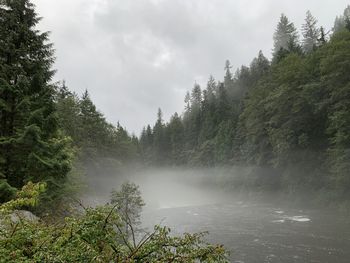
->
xmin=140 ymin=6 xmax=350 ymax=197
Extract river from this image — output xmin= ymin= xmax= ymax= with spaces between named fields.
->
xmin=84 ymin=167 xmax=350 ymax=263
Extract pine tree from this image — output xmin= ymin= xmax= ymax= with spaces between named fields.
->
xmin=250 ymin=51 xmax=270 ymax=84
xmin=333 ymin=6 xmax=350 ymax=33
xmin=0 ymin=0 xmax=72 ymax=203
xmin=206 ymin=75 xmax=217 ymax=100
xmin=190 ymin=83 xmax=202 ymax=111
xmin=167 ymin=112 xmax=185 ymax=164
xmin=318 ymin=27 xmax=327 ymax=45
xmin=273 ymin=14 xmax=299 ymax=58
xmin=184 ymin=91 xmax=191 ymax=112
xmin=224 ymin=60 xmax=234 ymax=91
xmin=302 ymin=11 xmax=320 ymax=53
xmin=153 ymin=108 xmax=169 ymax=164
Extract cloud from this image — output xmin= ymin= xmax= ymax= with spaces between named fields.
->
xmin=34 ymin=0 xmax=349 ymax=133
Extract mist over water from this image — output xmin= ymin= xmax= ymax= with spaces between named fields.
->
xmin=83 ymin=166 xmax=234 ymax=208
xmin=82 ymin=165 xmax=350 ymax=263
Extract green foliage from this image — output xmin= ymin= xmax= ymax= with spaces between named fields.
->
xmin=55 ymin=85 xmax=139 ymax=201
xmin=110 ymin=182 xmax=145 ymax=245
xmin=0 ymin=180 xmax=16 ymax=203
xmin=0 ymin=0 xmax=73 ymax=205
xmin=333 ymin=5 xmax=350 ymax=33
xmin=272 ymin=14 xmax=300 ymax=59
xmin=0 ymin=184 xmax=228 ymax=263
xmin=140 ymin=7 xmax=350 ymax=198
xmin=56 ymin=87 xmax=138 ymax=163
xmin=0 ymin=182 xmax=46 ymax=213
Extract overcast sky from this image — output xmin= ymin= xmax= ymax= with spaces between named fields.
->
xmin=34 ymin=0 xmax=348 ymax=134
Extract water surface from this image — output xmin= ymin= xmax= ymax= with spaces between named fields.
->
xmin=84 ymin=167 xmax=350 ymax=263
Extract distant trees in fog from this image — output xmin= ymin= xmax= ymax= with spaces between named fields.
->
xmin=140 ymin=6 xmax=350 ymax=197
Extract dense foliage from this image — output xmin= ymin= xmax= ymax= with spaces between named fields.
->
xmin=0 ymin=0 xmax=138 ymax=210
xmin=140 ymin=7 xmax=350 ymax=197
xmin=56 ymin=86 xmax=139 ymax=164
xmin=0 ymin=0 xmax=73 ymax=204
xmin=0 ymin=182 xmax=228 ymax=263
xmin=1 ymin=1 xmax=350 ymax=260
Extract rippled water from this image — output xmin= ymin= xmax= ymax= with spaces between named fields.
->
xmin=142 ymin=202 xmax=350 ymax=263
xmin=84 ymin=168 xmax=350 ymax=263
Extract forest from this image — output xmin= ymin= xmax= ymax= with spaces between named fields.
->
xmin=0 ymin=0 xmax=350 ymax=262
xmin=139 ymin=8 xmax=350 ymax=200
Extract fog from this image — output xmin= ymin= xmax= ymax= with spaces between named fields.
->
xmin=80 ymin=165 xmax=350 ymax=262
xmin=83 ymin=166 xmax=237 ymax=209
xmin=35 ymin=0 xmax=350 ymax=133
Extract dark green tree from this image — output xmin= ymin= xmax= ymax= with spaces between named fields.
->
xmin=152 ymin=108 xmax=170 ymax=164
xmin=0 ymin=0 xmax=72 ymax=203
xmin=167 ymin=112 xmax=185 ymax=164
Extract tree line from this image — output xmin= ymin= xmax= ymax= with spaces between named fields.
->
xmin=0 ymin=0 xmax=137 ymax=208
xmin=0 ymin=2 xmax=229 ymax=261
xmin=1 ymin=0 xmax=350 ymax=209
xmin=1 ymin=1 xmax=349 ymax=260
xmin=140 ymin=7 xmax=350 ymax=196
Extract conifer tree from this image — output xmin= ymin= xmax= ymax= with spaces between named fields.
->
xmin=273 ymin=14 xmax=299 ymax=58
xmin=249 ymin=51 xmax=270 ymax=84
xmin=224 ymin=60 xmax=234 ymax=91
xmin=206 ymin=75 xmax=217 ymax=100
xmin=191 ymin=83 xmax=202 ymax=111
xmin=302 ymin=11 xmax=320 ymax=53
xmin=0 ymin=0 xmax=72 ymax=203
xmin=318 ymin=27 xmax=327 ymax=45
xmin=152 ymin=108 xmax=169 ymax=164
xmin=333 ymin=6 xmax=350 ymax=33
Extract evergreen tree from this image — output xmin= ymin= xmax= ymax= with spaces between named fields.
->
xmin=199 ymin=77 xmax=217 ymax=144
xmin=0 ymin=0 xmax=72 ymax=203
xmin=318 ymin=27 xmax=328 ymax=45
xmin=333 ymin=6 xmax=350 ymax=33
xmin=183 ymin=84 xmax=202 ymax=149
xmin=223 ymin=60 xmax=234 ymax=91
xmin=152 ymin=108 xmax=169 ymax=164
xmin=55 ymin=83 xmax=82 ymax=146
xmin=139 ymin=9 xmax=350 ymax=197
xmin=190 ymin=83 xmax=202 ymax=111
xmin=167 ymin=113 xmax=185 ymax=164
xmin=249 ymin=51 xmax=270 ymax=84
xmin=273 ymin=14 xmax=299 ymax=58
xmin=302 ymin=11 xmax=320 ymax=53
xmin=233 ymin=65 xmax=252 ymax=99
xmin=184 ymin=91 xmax=191 ymax=112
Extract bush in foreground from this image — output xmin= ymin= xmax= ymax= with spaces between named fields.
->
xmin=0 ymin=183 xmax=228 ymax=262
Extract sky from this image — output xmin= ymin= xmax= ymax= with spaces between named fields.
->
xmin=34 ymin=0 xmax=349 ymax=134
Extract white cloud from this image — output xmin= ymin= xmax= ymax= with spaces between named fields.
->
xmin=34 ymin=0 xmax=349 ymax=133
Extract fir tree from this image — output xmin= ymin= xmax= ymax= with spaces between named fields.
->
xmin=0 ymin=0 xmax=72 ymax=203
xmin=224 ymin=60 xmax=234 ymax=91
xmin=273 ymin=14 xmax=299 ymax=58
xmin=302 ymin=11 xmax=320 ymax=53
xmin=333 ymin=6 xmax=350 ymax=33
